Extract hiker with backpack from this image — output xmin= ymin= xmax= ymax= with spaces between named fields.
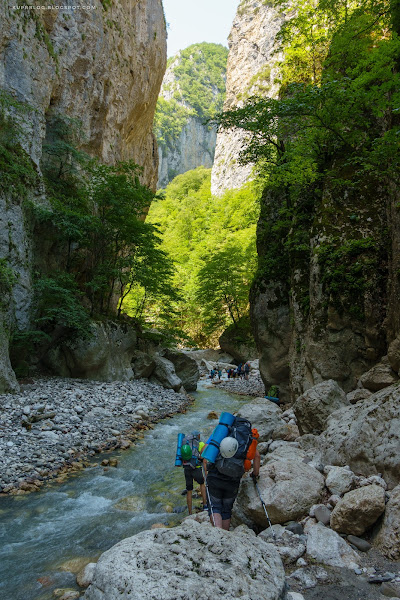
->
xmin=180 ymin=430 xmax=208 ymax=514
xmin=202 ymin=414 xmax=260 ymax=530
xmin=244 ymin=361 xmax=250 ymax=380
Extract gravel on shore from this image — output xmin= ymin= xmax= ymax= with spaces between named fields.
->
xmin=0 ymin=377 xmax=190 ymax=495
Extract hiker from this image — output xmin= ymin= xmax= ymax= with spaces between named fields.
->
xmin=203 ymin=416 xmax=260 ymax=530
xmin=210 ymin=368 xmax=215 ymax=380
xmin=244 ymin=361 xmax=250 ymax=380
xmin=180 ymin=431 xmax=208 ymax=514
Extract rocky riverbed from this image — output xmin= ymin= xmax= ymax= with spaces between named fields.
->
xmin=0 ymin=377 xmax=190 ymax=495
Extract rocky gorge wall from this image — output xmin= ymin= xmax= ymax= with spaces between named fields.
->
xmin=0 ymin=0 xmax=167 ymax=392
xmin=155 ymin=43 xmax=227 ymax=188
xmin=210 ymin=0 xmax=285 ymax=196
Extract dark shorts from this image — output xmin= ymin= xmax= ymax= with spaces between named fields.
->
xmin=206 ymin=473 xmax=240 ymax=520
xmin=184 ymin=466 xmax=204 ymax=491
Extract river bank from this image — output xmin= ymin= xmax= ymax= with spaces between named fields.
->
xmin=0 ymin=377 xmax=190 ymax=495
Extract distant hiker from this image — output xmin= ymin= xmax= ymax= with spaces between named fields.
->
xmin=210 ymin=369 xmax=215 ymax=380
xmin=180 ymin=431 xmax=208 ymax=514
xmin=202 ymin=415 xmax=260 ymax=530
xmin=244 ymin=362 xmax=250 ymax=380
xmin=237 ymin=363 xmax=243 ymax=379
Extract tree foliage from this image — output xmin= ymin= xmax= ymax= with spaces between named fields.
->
xmin=123 ymin=167 xmax=259 ymax=346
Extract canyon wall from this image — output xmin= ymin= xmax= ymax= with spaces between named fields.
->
xmin=0 ymin=1 xmax=167 ymax=392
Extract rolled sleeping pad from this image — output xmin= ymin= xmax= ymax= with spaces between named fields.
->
xmin=265 ymin=396 xmax=280 ymax=404
xmin=175 ymin=433 xmax=185 ymax=466
xmin=202 ymin=412 xmax=235 ymax=463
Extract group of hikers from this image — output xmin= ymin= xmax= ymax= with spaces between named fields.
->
xmin=210 ymin=361 xmax=251 ymax=382
xmin=176 ymin=412 xmax=261 ymax=530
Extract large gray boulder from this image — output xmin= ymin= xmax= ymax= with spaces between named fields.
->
xmin=306 ymin=523 xmax=360 ymax=568
xmin=162 ymin=349 xmax=199 ymax=391
xmin=132 ymin=351 xmax=156 ymax=379
xmin=85 ymin=519 xmax=287 ymax=600
xmin=234 ymin=459 xmax=324 ymax=527
xmin=373 ymin=484 xmax=400 ymax=559
xmin=358 ymin=356 xmax=399 ymax=392
xmin=330 ymin=485 xmax=386 ymax=536
xmin=293 ymin=379 xmax=348 ymax=435
xmin=236 ymin=397 xmax=289 ymax=442
xmin=44 ymin=321 xmax=137 ymax=381
xmin=312 ymin=384 xmax=400 ymax=488
xmin=151 ymin=357 xmax=182 ymax=392
xmin=325 ymin=466 xmax=355 ymax=496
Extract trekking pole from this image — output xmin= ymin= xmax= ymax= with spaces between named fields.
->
xmin=202 ymin=464 xmax=216 ymax=527
xmin=252 ymin=477 xmax=275 ymax=539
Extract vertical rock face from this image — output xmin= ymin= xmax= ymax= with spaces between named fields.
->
xmin=211 ymin=0 xmax=284 ymax=196
xmin=155 ymin=43 xmax=228 ymax=188
xmin=0 ymin=0 xmax=166 ymax=186
xmin=0 ymin=1 xmax=167 ymax=392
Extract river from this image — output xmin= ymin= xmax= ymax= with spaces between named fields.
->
xmin=0 ymin=381 xmax=250 ymax=600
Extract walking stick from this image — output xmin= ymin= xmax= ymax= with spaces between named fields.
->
xmin=202 ymin=464 xmax=216 ymax=527
xmin=252 ymin=476 xmax=275 ymax=539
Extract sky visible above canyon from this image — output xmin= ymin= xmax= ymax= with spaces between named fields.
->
xmin=163 ymin=0 xmax=240 ymax=56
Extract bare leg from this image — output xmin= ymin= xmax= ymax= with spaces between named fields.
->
xmin=186 ymin=490 xmax=193 ymax=515
xmin=200 ymin=484 xmax=207 ymax=506
xmin=211 ymin=513 xmax=223 ymax=528
xmin=222 ymin=519 xmax=231 ymax=531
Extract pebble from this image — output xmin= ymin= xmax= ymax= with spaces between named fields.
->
xmin=0 ymin=377 xmax=189 ymax=493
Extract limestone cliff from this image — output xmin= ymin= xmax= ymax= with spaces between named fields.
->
xmin=211 ymin=0 xmax=284 ymax=196
xmin=155 ymin=43 xmax=228 ymax=188
xmin=0 ymin=1 xmax=167 ymax=392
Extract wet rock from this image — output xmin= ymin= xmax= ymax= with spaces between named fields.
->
xmin=325 ymin=465 xmax=355 ymax=496
xmin=330 ymin=485 xmax=386 ymax=536
xmin=207 ymin=411 xmax=218 ymax=419
xmin=293 ymin=379 xmax=348 ymax=435
xmin=234 ymin=458 xmax=324 ymax=526
xmin=359 ymin=356 xmax=399 ymax=392
xmin=306 ymin=523 xmax=360 ymax=568
xmin=84 ymin=519 xmax=286 ymax=600
xmin=76 ymin=562 xmax=96 ymax=588
xmin=374 ymin=483 xmax=400 ymax=560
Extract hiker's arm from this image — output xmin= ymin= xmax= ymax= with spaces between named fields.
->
xmin=252 ymin=450 xmax=260 ymax=477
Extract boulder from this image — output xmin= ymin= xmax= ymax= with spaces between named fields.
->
xmin=325 ymin=466 xmax=355 ymax=496
xmin=359 ymin=356 xmax=399 ymax=392
xmin=84 ymin=519 xmax=286 ymax=600
xmin=77 ymin=562 xmax=96 ymax=587
xmin=44 ymin=321 xmax=137 ymax=382
xmin=293 ymin=379 xmax=348 ymax=435
xmin=150 ymin=357 xmax=182 ymax=392
xmin=330 ymin=485 xmax=386 ymax=536
xmin=235 ymin=397 xmax=288 ymax=442
xmin=388 ymin=335 xmax=400 ymax=374
xmin=314 ymin=505 xmax=331 ymax=526
xmin=306 ymin=523 xmax=360 ymax=568
xmin=182 ymin=349 xmax=235 ymax=365
xmin=234 ymin=459 xmax=324 ymax=527
xmin=346 ymin=388 xmax=372 ymax=404
xmin=258 ymin=528 xmax=306 ymax=564
xmin=132 ymin=351 xmax=156 ymax=379
xmin=311 ymin=384 xmax=400 ymax=488
xmin=162 ymin=349 xmax=199 ymax=391
xmin=373 ymin=483 xmax=400 ymax=559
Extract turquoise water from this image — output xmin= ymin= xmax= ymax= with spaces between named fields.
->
xmin=0 ymin=381 xmax=249 ymax=600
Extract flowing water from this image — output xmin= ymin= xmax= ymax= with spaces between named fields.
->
xmin=0 ymin=381 xmax=249 ymax=600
